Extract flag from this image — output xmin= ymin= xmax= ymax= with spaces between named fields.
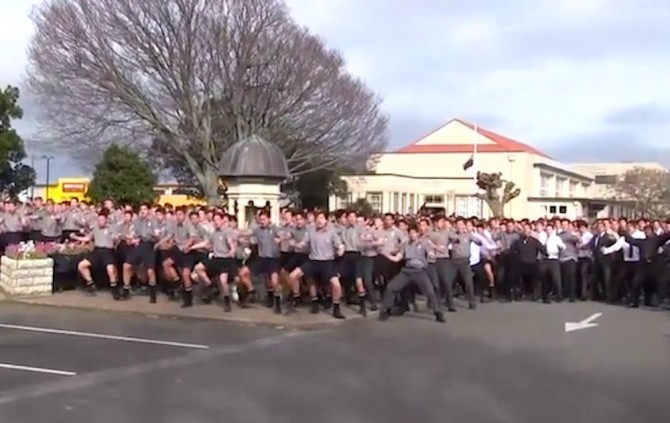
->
xmin=463 ymin=155 xmax=474 ymax=170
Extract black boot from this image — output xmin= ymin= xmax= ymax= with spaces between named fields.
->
xmin=332 ymin=302 xmax=345 ymax=320
xmin=273 ymin=295 xmax=281 ymax=314
xmin=265 ymin=292 xmax=274 ymax=308
xmin=358 ymin=294 xmax=367 ymax=316
xmin=148 ymin=285 xmax=157 ymax=303
xmin=223 ymin=295 xmax=232 ymax=312
xmin=121 ymin=286 xmax=131 ymax=300
xmin=181 ymin=289 xmax=193 ymax=308
xmin=378 ymin=308 xmax=390 ymax=321
xmin=310 ymin=298 xmax=320 ymax=314
xmin=110 ymin=284 xmax=121 ymax=300
xmin=84 ymin=281 xmax=96 ymax=296
xmin=434 ymin=311 xmax=446 ymax=323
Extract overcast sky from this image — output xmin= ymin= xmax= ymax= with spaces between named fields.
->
xmin=2 ymin=0 xmax=670 ymax=182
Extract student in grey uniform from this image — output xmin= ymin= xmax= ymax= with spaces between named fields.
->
xmin=358 ymin=216 xmax=385 ymax=311
xmin=123 ymin=203 xmax=160 ymax=303
xmin=278 ymin=209 xmax=295 ymax=272
xmin=338 ymin=210 xmax=365 ymax=306
xmin=28 ymin=197 xmax=47 ymax=241
xmin=61 ymin=198 xmax=82 ymax=242
xmin=192 ymin=212 xmax=238 ymax=312
xmin=429 ymin=215 xmax=457 ymax=312
xmin=291 ymin=210 xmax=346 ymax=319
xmin=446 ymin=218 xmax=480 ymax=310
xmin=72 ymin=210 xmax=121 ymax=298
xmin=0 ymin=200 xmax=26 ymax=253
xmin=378 ymin=223 xmax=445 ymax=323
xmin=248 ymin=210 xmax=283 ymax=314
xmin=40 ymin=203 xmax=63 ymax=242
xmin=159 ymin=206 xmax=198 ymax=307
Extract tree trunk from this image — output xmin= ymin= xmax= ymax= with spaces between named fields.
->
xmin=193 ymin=165 xmax=222 ymax=206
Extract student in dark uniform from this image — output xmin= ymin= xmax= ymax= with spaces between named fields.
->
xmin=72 ymin=209 xmax=121 ymax=297
xmin=378 ymin=223 xmax=445 ymax=323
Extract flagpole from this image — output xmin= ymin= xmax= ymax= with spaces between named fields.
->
xmin=472 ymin=123 xmax=478 ymax=185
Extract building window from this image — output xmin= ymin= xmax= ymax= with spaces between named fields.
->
xmin=569 ymin=181 xmax=578 ymax=197
xmin=595 ymin=175 xmax=618 ymax=184
xmin=365 ymin=192 xmax=383 ymax=213
xmin=342 ymin=192 xmax=353 ymax=208
xmin=540 ymin=173 xmax=550 ymax=197
xmin=549 ymin=205 xmax=557 ymax=214
xmin=424 ymin=195 xmax=444 ymax=204
xmin=393 ymin=192 xmax=399 ymax=213
xmin=556 ymin=177 xmax=566 ymax=197
xmin=559 ymin=205 xmax=567 ymax=214
xmin=409 ymin=194 xmax=415 ymax=212
xmin=455 ymin=196 xmax=483 ymax=217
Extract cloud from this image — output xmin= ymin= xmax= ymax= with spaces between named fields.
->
xmin=2 ymin=0 xmax=670 ymax=168
xmin=604 ymin=104 xmax=670 ymax=126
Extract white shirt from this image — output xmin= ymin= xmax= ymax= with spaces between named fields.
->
xmin=578 ymin=231 xmax=594 ymax=258
xmin=603 ymin=230 xmax=645 ymax=261
xmin=469 ymin=242 xmax=481 ymax=266
xmin=544 ymin=232 xmax=566 ymax=259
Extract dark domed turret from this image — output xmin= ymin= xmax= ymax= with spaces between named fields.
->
xmin=219 ymin=135 xmax=289 ymax=180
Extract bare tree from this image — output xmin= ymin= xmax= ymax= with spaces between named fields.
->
xmin=26 ymin=0 xmax=388 ymax=203
xmin=612 ymin=166 xmax=670 ymax=218
xmin=476 ymin=172 xmax=521 ymax=217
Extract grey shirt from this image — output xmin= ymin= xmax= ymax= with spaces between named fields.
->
xmin=558 ymin=231 xmax=579 ymax=262
xmin=41 ymin=214 xmax=63 ymax=237
xmin=134 ymin=217 xmax=158 ymax=242
xmin=290 ymin=226 xmax=309 ymax=254
xmin=449 ymin=231 xmax=477 ymax=260
xmin=169 ymin=221 xmax=196 ymax=249
xmin=428 ymin=229 xmax=451 ymax=259
xmin=360 ymin=227 xmax=385 ymax=257
xmin=495 ymin=231 xmax=520 ymax=251
xmin=91 ymin=225 xmax=115 ymax=249
xmin=252 ymin=225 xmax=281 ymax=258
xmin=209 ymin=228 xmax=235 ymax=258
xmin=404 ymin=241 xmax=429 ymax=269
xmin=2 ymin=212 xmax=23 ymax=232
xmin=62 ymin=209 xmax=81 ymax=231
xmin=380 ymin=227 xmax=403 ymax=255
xmin=341 ymin=224 xmax=361 ymax=252
xmin=304 ymin=226 xmax=343 ymax=261
xmin=278 ymin=224 xmax=294 ymax=253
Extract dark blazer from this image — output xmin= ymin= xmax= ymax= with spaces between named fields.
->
xmin=590 ymin=231 xmax=617 ymax=264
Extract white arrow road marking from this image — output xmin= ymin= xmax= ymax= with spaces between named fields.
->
xmin=0 ymin=363 xmax=76 ymax=376
xmin=565 ymin=312 xmax=603 ymax=333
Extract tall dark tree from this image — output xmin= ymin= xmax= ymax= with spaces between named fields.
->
xmin=87 ymin=145 xmax=157 ymax=205
xmin=0 ymin=86 xmax=36 ymax=199
xmin=282 ymin=169 xmax=348 ymax=209
xmin=27 ymin=0 xmax=388 ymax=204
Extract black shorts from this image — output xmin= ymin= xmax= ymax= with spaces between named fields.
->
xmin=163 ymin=247 xmax=194 ymax=270
xmin=338 ymin=251 xmax=363 ymax=280
xmin=255 ymin=257 xmax=280 ymax=276
xmin=206 ymin=257 xmax=238 ymax=278
xmin=279 ymin=252 xmax=293 ymax=270
xmin=88 ymin=247 xmax=116 ymax=268
xmin=301 ymin=260 xmax=338 ymax=284
xmin=286 ymin=253 xmax=308 ymax=273
xmin=125 ymin=241 xmax=156 ymax=268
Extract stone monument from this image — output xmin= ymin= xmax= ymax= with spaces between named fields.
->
xmin=219 ymin=134 xmax=289 ymax=227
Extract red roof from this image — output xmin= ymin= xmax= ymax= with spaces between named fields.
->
xmin=394 ymin=119 xmax=551 ymax=158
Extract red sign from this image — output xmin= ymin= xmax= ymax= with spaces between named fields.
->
xmin=62 ymin=183 xmax=87 ymax=193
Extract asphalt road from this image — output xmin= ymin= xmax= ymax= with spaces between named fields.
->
xmin=0 ymin=301 xmax=668 ymax=423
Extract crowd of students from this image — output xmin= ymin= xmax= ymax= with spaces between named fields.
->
xmin=1 ymin=197 xmax=669 ymax=322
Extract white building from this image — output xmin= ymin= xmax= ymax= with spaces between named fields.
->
xmin=329 ymin=119 xmax=632 ymax=220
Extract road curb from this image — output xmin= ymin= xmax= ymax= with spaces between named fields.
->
xmin=5 ymin=298 xmax=369 ymax=331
